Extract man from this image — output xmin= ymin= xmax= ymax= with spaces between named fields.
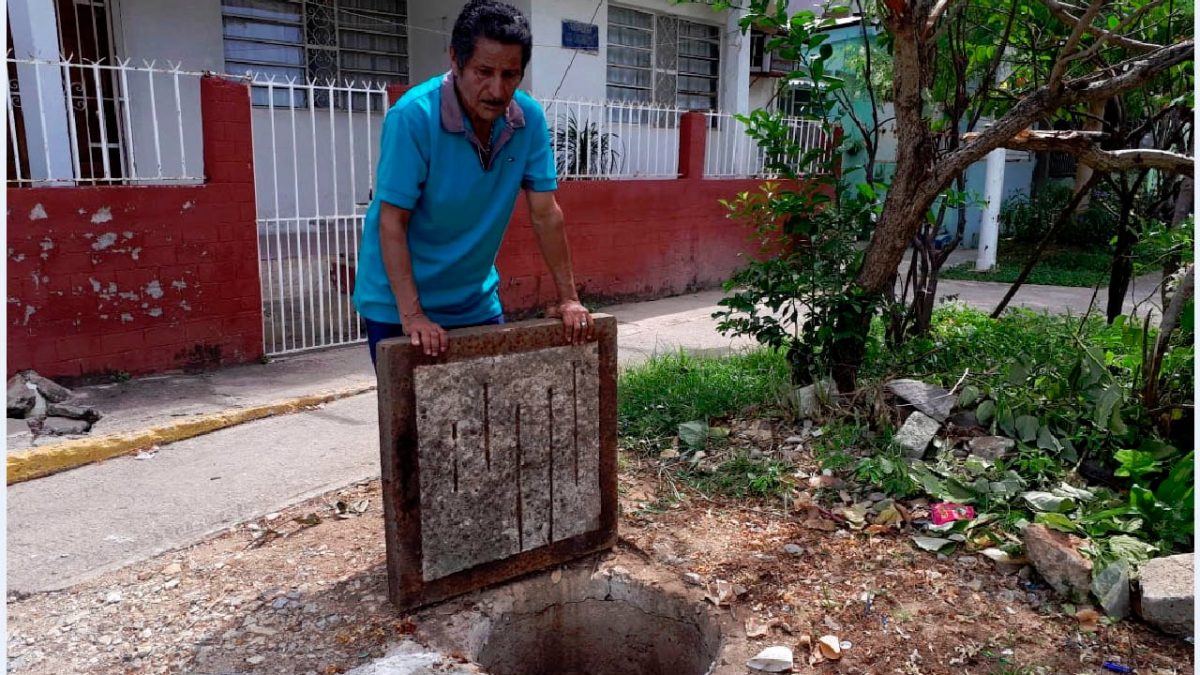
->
xmin=353 ymin=0 xmax=593 ymax=365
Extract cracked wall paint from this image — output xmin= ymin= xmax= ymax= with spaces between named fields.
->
xmin=23 ymin=305 xmax=35 ymax=325
xmin=147 ymin=307 xmax=163 ymax=317
xmin=29 ymin=204 xmax=47 ymax=220
xmin=39 ymin=238 xmax=54 ymax=260
xmin=171 ymin=280 xmax=188 ymax=290
xmin=91 ymin=207 xmax=113 ymax=224
xmin=92 ymin=233 xmax=118 ymax=251
xmin=120 ymin=313 xmax=133 ymax=323
xmin=145 ymin=280 xmax=164 ymax=299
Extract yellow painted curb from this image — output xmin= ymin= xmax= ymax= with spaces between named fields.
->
xmin=7 ymin=384 xmax=376 ymax=485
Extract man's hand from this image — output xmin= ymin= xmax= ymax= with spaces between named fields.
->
xmin=549 ymin=300 xmax=593 ymax=344
xmin=402 ymin=313 xmax=448 ymax=356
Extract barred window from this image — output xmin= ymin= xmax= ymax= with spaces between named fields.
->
xmin=221 ymin=0 xmax=408 ymax=107
xmin=605 ymin=6 xmax=720 ymax=110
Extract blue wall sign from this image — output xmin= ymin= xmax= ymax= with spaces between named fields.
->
xmin=562 ymin=20 xmax=599 ymax=52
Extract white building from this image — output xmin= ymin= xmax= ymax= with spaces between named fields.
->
xmin=7 ymin=0 xmax=820 ymax=200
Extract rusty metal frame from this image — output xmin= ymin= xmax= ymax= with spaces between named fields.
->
xmin=376 ymin=315 xmax=618 ymax=612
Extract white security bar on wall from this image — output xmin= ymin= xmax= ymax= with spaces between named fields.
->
xmin=703 ymin=111 xmax=831 ymax=179
xmin=540 ymin=98 xmax=683 ymax=180
xmin=6 ymin=56 xmax=205 ymax=186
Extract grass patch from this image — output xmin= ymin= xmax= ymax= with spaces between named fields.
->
xmin=618 ymin=349 xmax=788 ymax=444
xmin=939 ymin=245 xmax=1110 ymax=287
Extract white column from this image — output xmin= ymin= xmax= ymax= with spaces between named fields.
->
xmin=9 ymin=0 xmax=75 ymax=182
xmin=720 ymin=7 xmax=750 ymax=116
xmin=976 ymin=147 xmax=1007 ymax=271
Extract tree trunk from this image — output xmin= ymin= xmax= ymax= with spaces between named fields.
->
xmin=1105 ymin=203 xmax=1137 ymax=323
xmin=1073 ymin=99 xmax=1108 ymax=211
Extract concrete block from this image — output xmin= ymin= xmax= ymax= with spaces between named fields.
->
xmin=1137 ymin=553 xmax=1194 ymax=636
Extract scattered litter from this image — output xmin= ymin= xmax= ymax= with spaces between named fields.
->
xmin=1075 ymin=608 xmax=1101 ymax=632
xmin=134 ymin=447 xmax=159 ymax=460
xmin=550 ymin=569 xmax=562 ymax=584
xmin=1102 ymin=662 xmax=1133 ymax=674
xmin=823 ymin=615 xmax=841 ymax=632
xmin=817 ymin=635 xmax=843 ymax=661
xmin=745 ymin=617 xmax=774 ymax=638
xmin=747 ymin=646 xmax=793 ymax=672
xmin=682 ymin=572 xmax=703 ymax=586
xmin=930 ymin=503 xmax=975 ymax=525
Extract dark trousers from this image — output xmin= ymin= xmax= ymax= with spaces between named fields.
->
xmin=366 ymin=314 xmax=506 ymax=368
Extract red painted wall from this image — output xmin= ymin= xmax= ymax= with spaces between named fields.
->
xmin=497 ymin=178 xmax=768 ymax=311
xmin=6 ymin=76 xmax=262 ymax=380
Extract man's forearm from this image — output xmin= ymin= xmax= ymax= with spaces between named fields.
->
xmin=379 ymin=204 xmax=425 ymax=319
xmin=530 ymin=203 xmax=580 ymax=304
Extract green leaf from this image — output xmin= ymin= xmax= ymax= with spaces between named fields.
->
xmin=958 ymin=385 xmax=980 ymax=408
xmin=1106 ymin=535 xmax=1158 ymax=563
xmin=1037 ymin=425 xmax=1062 ymax=453
xmin=997 ymin=405 xmax=1016 ymax=437
xmin=976 ymin=400 xmax=996 ymax=425
xmin=1015 ymin=415 xmax=1039 ymax=442
xmin=1054 ymin=483 xmax=1095 ymax=502
xmin=1023 ymin=491 xmax=1076 ymax=513
xmin=678 ymin=420 xmax=710 ymax=450
xmin=1094 ymin=385 xmax=1121 ymax=429
xmin=912 ymin=536 xmax=955 ymax=553
xmin=1113 ymin=449 xmax=1162 ymax=480
xmin=1007 ymin=361 xmax=1030 ymax=385
xmin=1034 ymin=512 xmax=1078 ymax=533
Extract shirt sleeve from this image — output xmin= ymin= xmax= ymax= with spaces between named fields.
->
xmin=522 ymin=102 xmax=558 ymax=192
xmin=374 ymin=103 xmax=428 ymax=210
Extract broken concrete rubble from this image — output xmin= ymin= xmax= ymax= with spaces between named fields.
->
xmin=894 ymin=412 xmax=940 ymax=458
xmin=968 ymin=436 xmax=1017 ymax=462
xmin=1136 ymin=553 xmax=1194 ymax=637
xmin=885 ymin=378 xmax=954 ymax=422
xmin=1023 ymin=524 xmax=1092 ymax=601
xmin=6 ymin=370 xmax=102 ymax=436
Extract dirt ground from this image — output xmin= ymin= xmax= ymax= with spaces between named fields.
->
xmin=7 ymin=449 xmax=1194 ymax=675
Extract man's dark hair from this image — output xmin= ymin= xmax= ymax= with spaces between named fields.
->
xmin=451 ymin=0 xmax=532 ymax=71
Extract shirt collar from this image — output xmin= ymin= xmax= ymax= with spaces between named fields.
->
xmin=439 ymin=71 xmax=525 ymax=134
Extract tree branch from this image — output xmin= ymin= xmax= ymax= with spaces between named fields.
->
xmin=1042 ymin=0 xmax=1163 ymax=53
xmin=924 ymin=0 xmax=962 ymax=38
xmin=930 ymin=38 xmax=1194 ymax=196
xmin=1047 ymin=0 xmax=1106 ymax=92
xmin=968 ymin=129 xmax=1195 ymax=176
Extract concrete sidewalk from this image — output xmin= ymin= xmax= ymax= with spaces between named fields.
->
xmin=6 ymin=270 xmax=1161 ymax=594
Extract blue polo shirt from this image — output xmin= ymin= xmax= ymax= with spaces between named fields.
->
xmin=352 ymin=72 xmax=558 ymax=326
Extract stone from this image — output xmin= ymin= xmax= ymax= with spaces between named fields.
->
xmin=46 ymin=402 xmax=102 ymax=422
xmin=343 ymin=640 xmax=483 ymax=675
xmin=969 ymin=436 xmax=1017 ymax=462
xmin=946 ymin=409 xmax=981 ymax=429
xmin=885 ymin=378 xmax=954 ymax=422
xmin=1092 ymin=561 xmax=1131 ymax=620
xmin=1023 ymin=524 xmax=1092 ymax=601
xmin=895 ymin=412 xmax=940 ymax=458
xmin=783 ymin=544 xmax=804 ymax=557
xmin=246 ymin=655 xmax=265 ymax=665
xmin=7 ymin=375 xmax=35 ymax=418
xmin=40 ymin=416 xmax=91 ymax=435
xmin=19 ymin=370 xmax=74 ymax=403
xmin=104 ymin=591 xmax=122 ymax=605
xmin=1136 ymin=553 xmax=1193 ymax=636
xmin=794 ymin=380 xmax=835 ymax=420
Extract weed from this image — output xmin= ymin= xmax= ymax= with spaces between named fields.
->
xmin=618 ymin=349 xmax=788 ymax=447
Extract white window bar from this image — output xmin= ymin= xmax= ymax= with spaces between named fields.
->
xmin=6 ymin=57 xmax=204 ymax=185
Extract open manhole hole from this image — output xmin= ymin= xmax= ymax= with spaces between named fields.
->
xmin=415 ymin=559 xmax=727 ymax=675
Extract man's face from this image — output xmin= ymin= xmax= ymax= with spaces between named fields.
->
xmin=451 ymin=38 xmax=524 ymax=125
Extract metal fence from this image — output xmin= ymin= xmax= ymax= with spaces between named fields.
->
xmin=703 ymin=111 xmax=830 ymax=179
xmin=540 ymin=98 xmax=683 ymax=180
xmin=6 ymin=56 xmax=205 ymax=186
xmin=250 ymin=76 xmax=389 ymax=356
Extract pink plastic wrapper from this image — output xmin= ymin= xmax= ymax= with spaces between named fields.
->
xmin=930 ymin=503 xmax=976 ymax=525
